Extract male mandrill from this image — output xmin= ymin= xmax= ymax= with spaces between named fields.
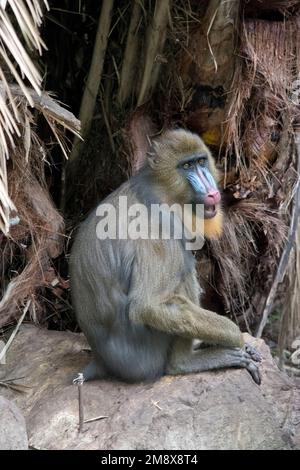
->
xmin=70 ymin=129 xmax=261 ymax=384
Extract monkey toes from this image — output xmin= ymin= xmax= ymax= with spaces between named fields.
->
xmin=246 ymin=360 xmax=261 ymax=386
xmin=230 ymin=348 xmax=262 ymax=385
xmin=243 ymin=344 xmax=262 ymax=385
xmin=244 ymin=343 xmax=263 ymax=363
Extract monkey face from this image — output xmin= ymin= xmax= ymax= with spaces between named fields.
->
xmin=177 ymin=153 xmax=221 ymax=219
xmin=148 ymin=130 xmax=223 ymax=236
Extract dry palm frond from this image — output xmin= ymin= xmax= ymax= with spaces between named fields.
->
xmin=278 ymin=137 xmax=300 ymax=350
xmin=0 ymin=91 xmax=79 ymax=326
xmin=279 ymin=223 xmax=300 ymax=351
xmin=0 ymin=299 xmax=29 ymax=363
xmin=0 ymin=2 xmax=87 ymax=325
xmin=0 ymin=379 xmax=31 ymax=393
xmin=225 ymin=18 xmax=296 ymax=170
xmin=0 ymin=85 xmax=80 ymax=236
xmin=204 ymin=200 xmax=287 ymax=324
xmin=0 ymin=0 xmax=49 ymax=234
xmin=70 ymin=0 xmax=114 ymax=166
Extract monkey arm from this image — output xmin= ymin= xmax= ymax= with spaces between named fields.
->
xmin=128 ymin=241 xmax=243 ymax=348
xmin=129 ymin=295 xmax=243 ymax=348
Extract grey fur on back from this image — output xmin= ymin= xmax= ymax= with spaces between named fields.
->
xmin=69 ymin=176 xmax=186 ymax=381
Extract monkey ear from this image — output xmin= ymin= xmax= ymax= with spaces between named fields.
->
xmin=147 ymin=152 xmax=158 ymax=169
xmin=146 ymin=141 xmax=160 ymax=168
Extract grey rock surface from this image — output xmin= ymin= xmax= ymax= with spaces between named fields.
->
xmin=0 ymin=395 xmax=28 ymax=449
xmin=0 ymin=325 xmax=299 ymax=450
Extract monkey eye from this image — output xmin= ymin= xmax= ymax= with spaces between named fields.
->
xmin=198 ymin=158 xmax=206 ymax=166
xmin=183 ymin=162 xmax=191 ymax=170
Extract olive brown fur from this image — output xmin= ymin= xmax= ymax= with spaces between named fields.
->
xmin=69 ymin=129 xmax=261 ymax=384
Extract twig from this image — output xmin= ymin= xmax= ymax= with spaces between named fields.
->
xmin=84 ymin=415 xmax=108 ymax=424
xmin=69 ymin=0 xmax=114 ymax=164
xmin=99 ymin=92 xmax=115 ymax=152
xmin=194 ymin=0 xmax=239 ymax=90
xmin=0 ymin=83 xmax=80 ymax=135
xmin=151 ymin=399 xmax=162 ymax=411
xmin=118 ymin=0 xmax=142 ymax=105
xmin=137 ymin=0 xmax=170 ymax=106
xmin=0 ymin=375 xmax=25 ymax=383
xmin=256 ymin=137 xmax=300 ymax=337
xmin=0 ymin=376 xmax=31 ymax=393
xmin=206 ymin=6 xmax=219 ymax=73
xmin=73 ymin=372 xmax=85 ymax=433
xmin=0 ymin=299 xmax=30 ymax=363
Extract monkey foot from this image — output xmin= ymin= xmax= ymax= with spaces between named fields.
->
xmin=244 ymin=343 xmax=263 ymax=363
xmin=240 ymin=349 xmax=261 ymax=385
xmin=245 ymin=359 xmax=261 ymax=385
xmin=229 ymin=348 xmax=261 ymax=385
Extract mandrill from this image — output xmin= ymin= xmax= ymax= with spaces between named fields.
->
xmin=70 ymin=129 xmax=261 ymax=384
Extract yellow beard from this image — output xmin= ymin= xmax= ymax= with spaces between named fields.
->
xmin=203 ymin=209 xmax=223 ymax=239
xmin=181 ymin=206 xmax=223 ymax=240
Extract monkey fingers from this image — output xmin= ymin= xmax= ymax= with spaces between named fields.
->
xmin=244 ymin=343 xmax=263 ymax=363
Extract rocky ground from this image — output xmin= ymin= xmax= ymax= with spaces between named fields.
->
xmin=0 ymin=325 xmax=299 ymax=450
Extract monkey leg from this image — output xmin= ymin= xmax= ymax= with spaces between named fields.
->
xmin=166 ymin=338 xmax=261 ymax=384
